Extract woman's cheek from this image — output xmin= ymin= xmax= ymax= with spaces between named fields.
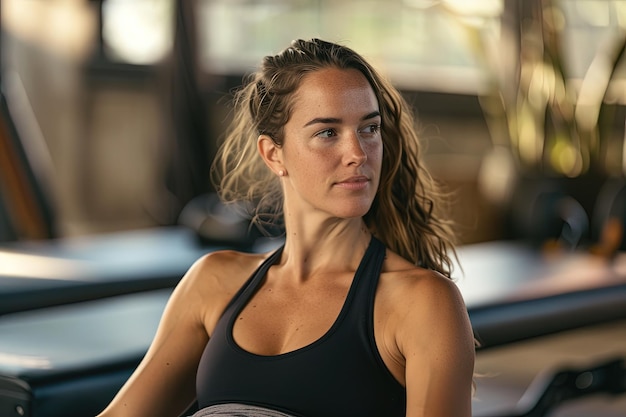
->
xmin=366 ymin=140 xmax=383 ymax=162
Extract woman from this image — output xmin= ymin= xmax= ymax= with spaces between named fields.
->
xmin=97 ymin=38 xmax=475 ymax=417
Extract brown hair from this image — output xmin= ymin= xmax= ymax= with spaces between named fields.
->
xmin=211 ymin=38 xmax=456 ymax=277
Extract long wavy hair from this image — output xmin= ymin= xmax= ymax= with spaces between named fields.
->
xmin=211 ymin=38 xmax=456 ymax=277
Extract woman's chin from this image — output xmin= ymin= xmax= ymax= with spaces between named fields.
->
xmin=330 ymin=203 xmax=373 ymax=219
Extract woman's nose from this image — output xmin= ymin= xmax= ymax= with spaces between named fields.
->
xmin=343 ymin=132 xmax=368 ymax=166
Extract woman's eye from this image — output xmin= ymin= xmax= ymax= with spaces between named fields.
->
xmin=360 ymin=124 xmax=381 ymax=135
xmin=316 ymin=128 xmax=336 ymax=139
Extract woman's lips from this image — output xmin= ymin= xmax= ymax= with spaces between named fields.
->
xmin=333 ymin=176 xmax=370 ymax=190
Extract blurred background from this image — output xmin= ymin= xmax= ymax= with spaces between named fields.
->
xmin=1 ymin=1 xmax=626 ymax=416
xmin=1 ymin=0 xmax=624 ymax=249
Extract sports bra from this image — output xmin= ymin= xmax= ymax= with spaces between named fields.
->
xmin=195 ymin=236 xmax=406 ymax=417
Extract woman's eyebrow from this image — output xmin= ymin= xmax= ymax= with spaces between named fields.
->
xmin=302 ymin=111 xmax=381 ymax=128
xmin=362 ymin=111 xmax=381 ymax=121
xmin=303 ymin=117 xmax=341 ymax=128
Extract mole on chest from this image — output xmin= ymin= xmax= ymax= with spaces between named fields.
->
xmin=233 ymin=286 xmax=348 ymax=355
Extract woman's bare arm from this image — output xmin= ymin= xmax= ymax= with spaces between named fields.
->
xmin=96 ymin=251 xmax=255 ymax=417
xmin=400 ymin=272 xmax=475 ymax=417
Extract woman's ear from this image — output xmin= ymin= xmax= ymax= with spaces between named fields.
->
xmin=257 ymin=134 xmax=285 ymax=176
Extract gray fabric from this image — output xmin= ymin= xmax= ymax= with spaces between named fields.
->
xmin=191 ymin=403 xmax=297 ymax=417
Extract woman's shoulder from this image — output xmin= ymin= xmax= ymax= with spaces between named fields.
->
xmin=381 ymin=249 xmax=452 ymax=284
xmin=195 ymin=248 xmax=268 ymax=272
xmin=186 ymin=249 xmax=272 ymax=292
xmin=172 ymin=248 xmax=277 ymax=333
xmin=379 ymin=249 xmax=467 ymax=323
xmin=379 ymin=248 xmax=474 ymax=359
xmin=172 ymin=249 xmax=273 ymax=308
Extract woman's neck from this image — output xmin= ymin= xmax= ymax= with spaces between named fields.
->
xmin=277 ymin=216 xmax=372 ymax=282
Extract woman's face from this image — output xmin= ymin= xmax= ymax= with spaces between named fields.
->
xmin=278 ymin=67 xmax=382 ymax=220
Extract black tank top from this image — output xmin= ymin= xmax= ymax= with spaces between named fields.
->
xmin=196 ymin=237 xmax=406 ymax=417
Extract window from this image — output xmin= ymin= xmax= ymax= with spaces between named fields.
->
xmin=196 ymin=0 xmax=504 ymax=93
xmin=559 ymin=0 xmax=626 ymax=80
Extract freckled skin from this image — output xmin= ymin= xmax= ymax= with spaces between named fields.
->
xmin=278 ymin=68 xmax=383 ymax=221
